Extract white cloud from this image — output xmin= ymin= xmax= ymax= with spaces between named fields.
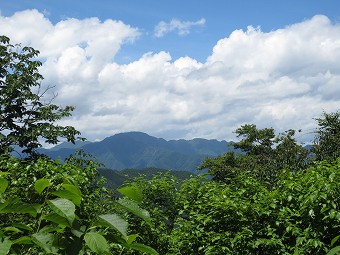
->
xmin=154 ymin=18 xmax=206 ymax=37
xmin=0 ymin=11 xmax=339 ymax=143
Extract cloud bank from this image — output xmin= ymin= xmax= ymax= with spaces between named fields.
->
xmin=154 ymin=18 xmax=206 ymax=37
xmin=0 ymin=10 xmax=339 ymax=143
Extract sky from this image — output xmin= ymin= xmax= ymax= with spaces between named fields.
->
xmin=0 ymin=0 xmax=340 ymax=143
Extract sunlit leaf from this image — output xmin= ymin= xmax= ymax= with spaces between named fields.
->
xmin=125 ymin=234 xmax=138 ymax=245
xmin=97 ymin=214 xmax=128 ymax=238
xmin=84 ymin=232 xmax=109 ymax=255
xmin=47 ymin=198 xmax=75 ymax=225
xmin=118 ymin=184 xmax=143 ymax=203
xmin=52 ymin=184 xmax=82 ymax=206
xmin=116 ymin=198 xmax=151 ymax=225
xmin=126 ymin=243 xmax=159 ymax=255
xmin=34 ymin=178 xmax=51 ymax=194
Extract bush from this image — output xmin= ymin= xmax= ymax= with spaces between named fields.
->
xmin=0 ymin=155 xmax=158 ymax=254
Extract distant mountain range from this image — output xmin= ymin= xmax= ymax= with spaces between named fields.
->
xmin=40 ymin=132 xmax=234 ymax=173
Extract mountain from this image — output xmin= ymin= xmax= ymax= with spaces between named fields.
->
xmin=41 ymin=132 xmax=234 ymax=173
xmin=48 ymin=140 xmax=92 ymax=151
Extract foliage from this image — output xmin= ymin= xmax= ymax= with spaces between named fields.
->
xmin=0 ymin=155 xmax=158 ymax=254
xmin=120 ymin=173 xmax=182 ymax=255
xmin=99 ymin=167 xmax=193 ymax=190
xmin=199 ymin=125 xmax=309 ymax=185
xmin=312 ymin=111 xmax=340 ymax=162
xmin=0 ymin=35 xmax=82 ymax=156
xmin=130 ymin=159 xmax=339 ymax=254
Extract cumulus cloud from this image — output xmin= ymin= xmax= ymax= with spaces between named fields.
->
xmin=154 ymin=18 xmax=205 ymax=37
xmin=0 ymin=11 xmax=339 ymax=143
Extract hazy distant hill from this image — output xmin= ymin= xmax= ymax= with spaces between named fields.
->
xmin=41 ymin=132 xmax=234 ymax=172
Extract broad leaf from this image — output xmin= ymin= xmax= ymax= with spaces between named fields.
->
xmin=31 ymin=232 xmax=59 ymax=254
xmin=52 ymin=184 xmax=82 ymax=206
xmin=47 ymin=198 xmax=75 ymax=225
xmin=127 ymin=243 xmax=159 ymax=255
xmin=71 ymin=228 xmax=84 ymax=238
xmin=97 ymin=214 xmax=128 ymax=238
xmin=0 ymin=177 xmax=8 ymax=194
xmin=12 ymin=236 xmax=32 ymax=245
xmin=0 ymin=198 xmax=40 ymax=217
xmin=118 ymin=184 xmax=143 ymax=203
xmin=116 ymin=198 xmax=151 ymax=225
xmin=0 ymin=237 xmax=12 ymax=255
xmin=125 ymin=234 xmax=138 ymax=245
xmin=43 ymin=212 xmax=70 ymax=227
xmin=34 ymin=178 xmax=51 ymax=194
xmin=326 ymin=246 xmax=340 ymax=255
xmin=84 ymin=232 xmax=109 ymax=255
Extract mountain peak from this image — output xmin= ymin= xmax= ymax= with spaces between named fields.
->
xmin=42 ymin=132 xmax=232 ymax=172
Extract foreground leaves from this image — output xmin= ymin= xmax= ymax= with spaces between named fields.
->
xmin=0 ymin=156 xmax=158 ymax=254
xmin=84 ymin=232 xmax=109 ymax=255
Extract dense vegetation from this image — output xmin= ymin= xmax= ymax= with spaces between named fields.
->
xmin=122 ymin=111 xmax=340 ymax=255
xmin=1 ymin=36 xmax=339 ymax=254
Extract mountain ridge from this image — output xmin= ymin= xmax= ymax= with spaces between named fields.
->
xmin=41 ymin=131 xmax=234 ymax=172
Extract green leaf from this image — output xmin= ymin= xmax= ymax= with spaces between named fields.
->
xmin=47 ymin=198 xmax=75 ymax=225
xmin=118 ymin=184 xmax=143 ymax=203
xmin=71 ymin=228 xmax=84 ymax=238
xmin=43 ymin=212 xmax=70 ymax=227
xmin=0 ymin=177 xmax=8 ymax=194
xmin=31 ymin=232 xmax=59 ymax=254
xmin=116 ymin=198 xmax=151 ymax=225
xmin=327 ymin=246 xmax=340 ymax=255
xmin=3 ymin=227 xmax=22 ymax=234
xmin=84 ymin=232 xmax=109 ymax=255
xmin=12 ymin=223 xmax=33 ymax=231
xmin=0 ymin=198 xmax=40 ymax=217
xmin=125 ymin=234 xmax=138 ymax=245
xmin=12 ymin=236 xmax=32 ymax=245
xmin=97 ymin=214 xmax=128 ymax=238
xmin=34 ymin=178 xmax=51 ymax=194
xmin=332 ymin=235 xmax=340 ymax=246
xmin=0 ymin=237 xmax=12 ymax=255
xmin=127 ymin=243 xmax=159 ymax=255
xmin=52 ymin=184 xmax=82 ymax=206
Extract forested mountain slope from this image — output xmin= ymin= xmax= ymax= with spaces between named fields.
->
xmin=41 ymin=132 xmax=234 ymax=172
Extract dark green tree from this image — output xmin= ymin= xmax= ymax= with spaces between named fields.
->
xmin=233 ymin=124 xmax=276 ymax=156
xmin=274 ymin=129 xmax=309 ymax=171
xmin=0 ymin=35 xmax=81 ymax=156
xmin=312 ymin=110 xmax=340 ymax=162
xmin=200 ymin=124 xmax=308 ymax=184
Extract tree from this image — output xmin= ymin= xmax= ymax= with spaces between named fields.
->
xmin=312 ymin=110 xmax=340 ymax=162
xmin=0 ymin=35 xmax=81 ymax=156
xmin=233 ymin=124 xmax=276 ymax=156
xmin=199 ymin=124 xmax=308 ymax=184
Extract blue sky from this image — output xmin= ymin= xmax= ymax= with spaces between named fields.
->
xmin=3 ymin=0 xmax=340 ymax=62
xmin=0 ymin=1 xmax=340 ymax=142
